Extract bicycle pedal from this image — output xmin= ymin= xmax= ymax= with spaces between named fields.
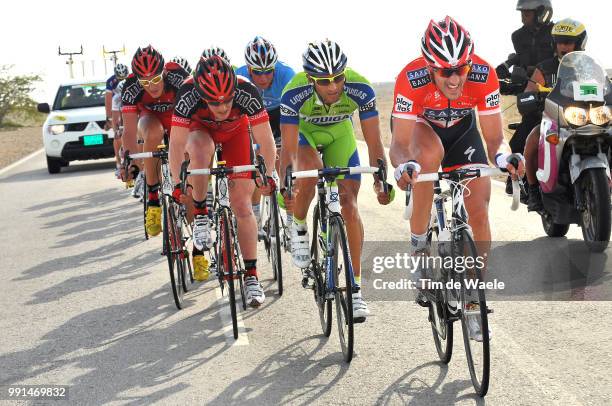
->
xmin=353 ymin=316 xmax=366 ymax=324
xmin=487 ymin=307 xmax=494 ymax=314
xmin=301 ymin=278 xmax=314 ymax=289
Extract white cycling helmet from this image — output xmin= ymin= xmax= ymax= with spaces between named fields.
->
xmin=114 ymin=63 xmax=129 ymax=80
xmin=302 ymin=40 xmax=347 ymax=76
xmin=244 ymin=36 xmax=278 ymax=70
xmin=201 ymin=47 xmax=230 ymax=65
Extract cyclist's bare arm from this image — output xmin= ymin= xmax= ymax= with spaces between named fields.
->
xmin=121 ymin=112 xmax=139 ymax=164
xmin=251 ymin=121 xmax=276 ymax=177
xmin=279 ymin=123 xmax=299 ymax=183
xmin=104 ymin=91 xmax=113 ymax=120
xmin=389 ymin=117 xmax=416 ymax=168
xmin=478 ymin=113 xmax=510 ymax=161
xmin=111 ymin=110 xmax=122 ymax=132
xmin=169 ymin=125 xmax=190 ymax=185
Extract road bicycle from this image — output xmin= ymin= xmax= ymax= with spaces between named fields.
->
xmin=404 ymin=165 xmax=519 ymax=396
xmin=126 ymin=144 xmax=194 ymax=310
xmin=291 ymin=152 xmax=389 ymax=362
xmin=182 ymin=148 xmax=267 ymax=339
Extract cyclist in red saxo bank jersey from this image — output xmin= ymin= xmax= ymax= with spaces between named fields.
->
xmin=121 ymin=45 xmax=189 ymax=237
xmin=169 ymin=55 xmax=276 ymax=307
xmin=390 ymin=17 xmax=525 ymax=324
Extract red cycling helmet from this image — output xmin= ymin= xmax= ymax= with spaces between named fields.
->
xmin=193 ymin=55 xmax=237 ymax=102
xmin=131 ymin=45 xmax=165 ymax=78
xmin=421 ymin=16 xmax=474 ymax=68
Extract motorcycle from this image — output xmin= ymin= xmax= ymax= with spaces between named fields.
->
xmin=517 ymin=52 xmax=611 ymax=252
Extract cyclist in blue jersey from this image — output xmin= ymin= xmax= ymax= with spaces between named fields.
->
xmin=236 ymin=36 xmax=295 ymax=141
xmin=236 ymin=36 xmax=296 ymax=232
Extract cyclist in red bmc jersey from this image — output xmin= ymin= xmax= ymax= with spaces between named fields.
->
xmin=170 ymin=56 xmax=276 ymax=307
xmin=121 ymin=45 xmax=189 ymax=237
xmin=390 ymin=17 xmax=525 ymax=323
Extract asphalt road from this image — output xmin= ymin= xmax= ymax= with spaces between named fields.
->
xmin=0 ymin=147 xmax=610 ymax=405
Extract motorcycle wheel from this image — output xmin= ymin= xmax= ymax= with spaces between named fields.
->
xmin=580 ymin=168 xmax=611 ymax=253
xmin=541 ymin=211 xmax=570 ymax=237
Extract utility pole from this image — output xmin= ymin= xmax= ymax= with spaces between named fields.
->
xmin=103 ymin=45 xmax=126 ymax=68
xmin=58 ymin=45 xmax=84 ymax=79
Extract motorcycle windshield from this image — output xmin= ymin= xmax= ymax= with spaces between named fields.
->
xmin=550 ymin=52 xmax=611 ymax=105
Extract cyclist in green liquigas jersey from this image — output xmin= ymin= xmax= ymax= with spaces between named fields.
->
xmin=279 ymin=40 xmax=393 ymax=320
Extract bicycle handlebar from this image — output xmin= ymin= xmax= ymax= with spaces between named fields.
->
xmin=187 ymin=164 xmax=259 ymax=176
xmin=403 ymin=167 xmax=520 ymax=220
xmin=128 ymin=151 xmax=167 ymax=160
xmin=292 ymin=166 xmax=379 ymax=179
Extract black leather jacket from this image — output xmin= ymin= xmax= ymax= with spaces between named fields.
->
xmin=511 ymin=22 xmax=555 ymax=76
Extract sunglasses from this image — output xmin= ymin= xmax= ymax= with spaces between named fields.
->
xmin=138 ymin=72 xmax=164 ymax=87
xmin=310 ymin=72 xmax=346 ymax=86
xmin=431 ymin=64 xmax=471 ymax=78
xmin=207 ymin=98 xmax=234 ymax=107
xmin=250 ymin=67 xmax=275 ymax=76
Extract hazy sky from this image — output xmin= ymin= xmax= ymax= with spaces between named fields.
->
xmin=3 ymin=0 xmax=609 ymax=101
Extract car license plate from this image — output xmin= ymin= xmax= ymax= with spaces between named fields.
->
xmin=83 ymin=134 xmax=104 ymax=146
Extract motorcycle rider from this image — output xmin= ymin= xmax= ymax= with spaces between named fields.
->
xmin=497 ymin=0 xmax=555 ymax=195
xmin=497 ymin=0 xmax=555 ymax=82
xmin=522 ymin=18 xmax=588 ymax=211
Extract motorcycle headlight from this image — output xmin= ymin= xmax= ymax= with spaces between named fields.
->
xmin=50 ymin=124 xmax=65 ymax=135
xmin=589 ymin=106 xmax=611 ymax=126
xmin=564 ymin=107 xmax=589 ymax=126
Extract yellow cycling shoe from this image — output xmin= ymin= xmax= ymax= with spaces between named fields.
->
xmin=145 ymin=205 xmax=162 ymax=236
xmin=193 ymin=255 xmax=210 ymax=281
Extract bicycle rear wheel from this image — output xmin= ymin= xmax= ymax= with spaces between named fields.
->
xmin=311 ymin=205 xmax=332 ymax=337
xmin=331 ymin=216 xmax=354 ymax=363
xmin=456 ymin=229 xmax=490 ymax=397
xmin=162 ymin=196 xmax=184 ymax=310
xmin=427 ymin=224 xmax=453 ymax=363
xmin=219 ymin=208 xmax=239 ymax=339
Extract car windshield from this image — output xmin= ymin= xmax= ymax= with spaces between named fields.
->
xmin=52 ymin=82 xmax=106 ymax=110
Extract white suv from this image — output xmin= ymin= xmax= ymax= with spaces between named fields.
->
xmin=37 ymin=79 xmax=114 ymax=174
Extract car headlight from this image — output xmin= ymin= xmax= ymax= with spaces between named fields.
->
xmin=564 ymin=107 xmax=588 ymax=126
xmin=50 ymin=124 xmax=65 ymax=135
xmin=589 ymin=106 xmax=611 ymax=126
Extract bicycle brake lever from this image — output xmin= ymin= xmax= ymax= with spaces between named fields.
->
xmin=377 ymin=158 xmax=389 ymax=195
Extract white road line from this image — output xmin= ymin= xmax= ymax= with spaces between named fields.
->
xmin=0 ymin=148 xmax=44 ymax=177
xmin=215 ymin=286 xmax=250 ymax=346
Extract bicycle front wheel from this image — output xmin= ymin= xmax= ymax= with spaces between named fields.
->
xmin=330 ymin=216 xmax=354 ymax=363
xmin=162 ymin=197 xmax=184 ymax=310
xmin=427 ymin=225 xmax=453 ymax=363
xmin=456 ymin=229 xmax=490 ymax=397
xmin=268 ymin=193 xmax=283 ymax=296
xmin=311 ymin=205 xmax=332 ymax=337
xmin=219 ymin=208 xmax=239 ymax=339
xmin=142 ymin=174 xmax=149 ymax=240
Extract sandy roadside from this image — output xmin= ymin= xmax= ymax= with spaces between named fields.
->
xmin=0 ymin=126 xmax=43 ymax=169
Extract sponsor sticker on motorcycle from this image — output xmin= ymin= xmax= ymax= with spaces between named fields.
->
xmin=573 ymin=82 xmax=604 ymax=102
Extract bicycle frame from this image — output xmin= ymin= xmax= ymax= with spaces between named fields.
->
xmin=315 ymin=176 xmax=357 ymax=298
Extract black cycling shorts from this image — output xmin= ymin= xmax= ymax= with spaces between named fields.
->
xmin=426 ymin=112 xmax=488 ymax=171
